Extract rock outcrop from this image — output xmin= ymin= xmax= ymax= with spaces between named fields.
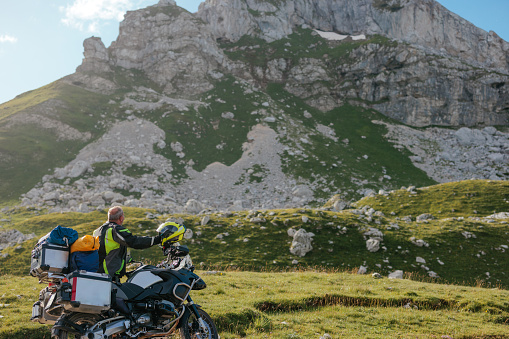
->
xmin=198 ymin=0 xmax=509 ymax=71
xmin=10 ymin=0 xmax=509 ymax=212
xmin=289 ymin=228 xmax=315 ymax=257
xmin=107 ymin=0 xmax=227 ymax=97
xmin=196 ymin=0 xmax=509 ymax=126
xmin=0 ymin=229 xmax=36 ymax=252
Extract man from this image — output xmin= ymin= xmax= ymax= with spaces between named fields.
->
xmin=94 ymin=206 xmax=168 ymax=279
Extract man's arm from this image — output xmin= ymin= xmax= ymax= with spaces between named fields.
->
xmin=112 ymin=225 xmax=160 ymax=249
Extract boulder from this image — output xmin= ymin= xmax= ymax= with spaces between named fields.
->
xmin=43 ymin=192 xmax=59 ymax=201
xmin=184 ymin=199 xmax=203 ymax=214
xmin=201 ymin=216 xmax=210 ymax=226
xmin=416 ymin=213 xmax=434 ymax=222
xmin=183 ymin=229 xmax=193 ymax=240
xmin=486 ymin=212 xmax=509 ymax=219
xmin=290 ymin=228 xmax=314 ymax=257
xmin=388 ymin=270 xmax=404 ymax=279
xmin=171 ymin=142 xmax=184 ymax=153
xmin=455 ymin=127 xmax=487 ymax=145
xmin=77 ymin=203 xmax=90 ymax=213
xmin=364 ymin=228 xmax=383 ymax=240
xmin=333 ymin=200 xmax=348 ymax=211
xmin=462 ymin=231 xmax=476 ymax=239
xmin=250 ymin=217 xmax=266 ymax=223
xmin=428 ymin=271 xmax=439 ymax=278
xmin=221 ymin=112 xmax=235 ymax=119
xmin=366 ymin=238 xmax=380 ymax=252
xmin=69 ymin=160 xmax=90 ymax=178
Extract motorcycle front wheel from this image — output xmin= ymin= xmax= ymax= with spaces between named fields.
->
xmin=52 ymin=313 xmax=101 ymax=339
xmin=179 ymin=308 xmax=218 ymax=339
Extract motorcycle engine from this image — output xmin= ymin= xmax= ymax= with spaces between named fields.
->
xmin=136 ymin=313 xmax=152 ymax=325
xmin=157 ymin=300 xmax=176 ymax=317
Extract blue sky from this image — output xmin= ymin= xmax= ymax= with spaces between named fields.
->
xmin=0 ymin=0 xmax=508 ymax=105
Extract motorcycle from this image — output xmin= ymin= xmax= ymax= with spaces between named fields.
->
xmin=31 ymin=243 xmax=218 ymax=339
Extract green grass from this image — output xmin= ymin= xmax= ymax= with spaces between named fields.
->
xmin=1 ymin=180 xmax=508 ymax=287
xmin=266 ymin=84 xmax=435 ymax=200
xmin=1 ymin=271 xmax=509 ymax=338
xmin=0 ymin=82 xmax=113 ymax=204
xmin=151 ymin=75 xmax=266 ymax=179
xmin=355 ymin=180 xmax=509 ymax=218
xmin=1 ymin=180 xmax=509 ymax=337
xmin=0 ymin=82 xmax=61 ymax=123
xmin=221 ymin=27 xmax=396 ymax=68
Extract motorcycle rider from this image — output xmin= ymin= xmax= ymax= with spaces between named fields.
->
xmin=94 ymin=206 xmax=175 ymax=280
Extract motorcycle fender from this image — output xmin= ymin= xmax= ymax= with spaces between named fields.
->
xmin=52 ymin=317 xmax=86 ymax=337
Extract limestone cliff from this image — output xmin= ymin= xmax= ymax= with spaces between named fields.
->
xmin=72 ymin=0 xmax=509 ymax=127
xmin=8 ymin=0 xmax=508 ymax=212
xmin=198 ymin=0 xmax=509 ymax=71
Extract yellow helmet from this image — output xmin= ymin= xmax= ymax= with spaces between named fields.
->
xmin=157 ymin=222 xmax=186 ymax=247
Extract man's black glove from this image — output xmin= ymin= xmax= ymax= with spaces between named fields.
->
xmin=154 ymin=234 xmax=162 ymax=245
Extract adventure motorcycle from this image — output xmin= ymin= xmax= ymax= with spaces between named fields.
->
xmin=31 ymin=242 xmax=218 ymax=339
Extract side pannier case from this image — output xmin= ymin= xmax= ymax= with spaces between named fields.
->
xmin=61 ymin=271 xmax=112 ymax=314
xmin=30 ymin=242 xmax=70 ymax=278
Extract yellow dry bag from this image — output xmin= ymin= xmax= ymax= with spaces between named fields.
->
xmin=70 ymin=235 xmax=100 ymax=253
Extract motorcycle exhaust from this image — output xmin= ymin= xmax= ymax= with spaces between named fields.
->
xmin=31 ymin=301 xmax=42 ymax=322
xmin=136 ymin=305 xmax=185 ymax=339
xmin=136 ymin=320 xmax=180 ymax=339
xmin=84 ymin=318 xmax=129 ymax=339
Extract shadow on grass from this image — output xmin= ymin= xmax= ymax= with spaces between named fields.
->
xmin=0 ymin=327 xmax=51 ymax=339
xmin=254 ymin=293 xmax=458 ymax=313
xmin=213 ymin=308 xmax=263 ymax=336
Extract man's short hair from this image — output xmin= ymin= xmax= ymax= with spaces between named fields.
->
xmin=108 ymin=206 xmax=124 ymax=221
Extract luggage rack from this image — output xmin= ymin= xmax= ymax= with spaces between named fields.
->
xmin=37 ymin=272 xmax=67 ymax=284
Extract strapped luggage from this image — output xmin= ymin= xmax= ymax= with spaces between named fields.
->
xmin=70 ymin=235 xmax=99 ymax=253
xmin=48 ymin=225 xmax=78 ymax=246
xmin=69 ymin=234 xmax=100 ymax=272
xmin=30 ymin=225 xmax=78 ymax=279
xmin=70 ymin=251 xmax=99 ymax=272
xmin=30 ymin=242 xmax=70 ymax=277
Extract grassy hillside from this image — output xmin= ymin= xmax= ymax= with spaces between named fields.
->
xmin=1 ymin=180 xmax=507 ymax=287
xmin=1 ymin=271 xmax=509 ymax=338
xmin=354 ymin=180 xmax=509 ymax=218
xmin=0 ymin=82 xmax=112 ymax=204
xmin=0 ymin=27 xmax=438 ymax=208
xmin=0 ymin=180 xmax=508 ymax=338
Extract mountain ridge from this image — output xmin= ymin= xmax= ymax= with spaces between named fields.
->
xmin=0 ymin=0 xmax=507 ymax=212
xmin=198 ymin=0 xmax=509 ymax=72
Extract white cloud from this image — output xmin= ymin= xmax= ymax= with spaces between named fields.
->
xmin=0 ymin=35 xmax=18 ymax=43
xmin=60 ymin=0 xmax=136 ymax=33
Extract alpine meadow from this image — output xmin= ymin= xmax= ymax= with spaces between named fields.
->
xmin=0 ymin=0 xmax=508 ymax=338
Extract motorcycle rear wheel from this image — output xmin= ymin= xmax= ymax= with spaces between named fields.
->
xmin=53 ymin=313 xmax=101 ymax=339
xmin=179 ymin=308 xmax=218 ymax=339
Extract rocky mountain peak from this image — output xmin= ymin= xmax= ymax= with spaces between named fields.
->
xmin=197 ymin=0 xmax=509 ymax=71
xmin=76 ymin=0 xmax=227 ymax=97
xmin=157 ymin=0 xmax=176 ymax=6
xmin=6 ymin=0 xmax=508 ymax=214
